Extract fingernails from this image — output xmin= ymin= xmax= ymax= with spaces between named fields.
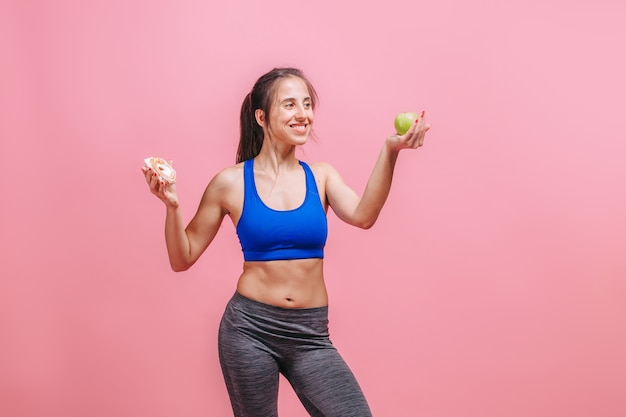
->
xmin=421 ymin=110 xmax=425 ymax=118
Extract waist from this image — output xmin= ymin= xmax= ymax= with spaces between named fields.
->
xmin=236 ymin=259 xmax=327 ymax=308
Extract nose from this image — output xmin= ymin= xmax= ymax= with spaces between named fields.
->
xmin=295 ymin=104 xmax=307 ymax=119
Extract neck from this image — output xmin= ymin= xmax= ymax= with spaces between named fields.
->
xmin=256 ymin=137 xmax=299 ymax=174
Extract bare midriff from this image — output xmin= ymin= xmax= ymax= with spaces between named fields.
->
xmin=236 ymin=258 xmax=327 ymax=308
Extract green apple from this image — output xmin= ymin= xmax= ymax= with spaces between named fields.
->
xmin=394 ymin=111 xmax=419 ymax=135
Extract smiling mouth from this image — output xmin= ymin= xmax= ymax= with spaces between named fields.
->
xmin=289 ymin=124 xmax=309 ymax=133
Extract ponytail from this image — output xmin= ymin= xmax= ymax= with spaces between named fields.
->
xmin=236 ymin=92 xmax=263 ymax=163
xmin=236 ymin=67 xmax=319 ymax=164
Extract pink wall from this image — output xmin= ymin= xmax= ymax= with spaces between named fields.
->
xmin=2 ymin=0 xmax=625 ymax=416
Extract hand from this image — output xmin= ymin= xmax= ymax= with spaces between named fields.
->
xmin=387 ymin=110 xmax=431 ymax=151
xmin=141 ymin=165 xmax=180 ymax=208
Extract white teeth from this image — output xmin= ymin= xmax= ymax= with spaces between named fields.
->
xmin=290 ymin=124 xmax=307 ymax=132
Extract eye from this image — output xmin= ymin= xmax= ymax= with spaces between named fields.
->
xmin=284 ymin=102 xmax=295 ymax=109
xmin=303 ymin=101 xmax=312 ymax=109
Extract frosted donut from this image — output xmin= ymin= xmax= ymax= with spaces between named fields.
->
xmin=144 ymin=157 xmax=176 ymax=184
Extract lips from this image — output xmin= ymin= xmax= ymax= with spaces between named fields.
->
xmin=289 ymin=123 xmax=308 ymax=133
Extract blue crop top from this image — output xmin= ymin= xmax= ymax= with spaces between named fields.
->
xmin=236 ymin=158 xmax=328 ymax=262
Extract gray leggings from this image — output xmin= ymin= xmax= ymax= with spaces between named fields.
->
xmin=218 ymin=292 xmax=373 ymax=417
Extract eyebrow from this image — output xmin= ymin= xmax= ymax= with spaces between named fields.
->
xmin=280 ymin=96 xmax=312 ymax=103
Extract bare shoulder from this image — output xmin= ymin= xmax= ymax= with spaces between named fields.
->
xmin=308 ymin=161 xmax=343 ymax=183
xmin=308 ymin=161 xmax=338 ymax=180
xmin=208 ymin=162 xmax=244 ymax=191
xmin=201 ymin=162 xmax=244 ymax=217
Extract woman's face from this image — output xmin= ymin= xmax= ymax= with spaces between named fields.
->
xmin=264 ymin=77 xmax=314 ymax=146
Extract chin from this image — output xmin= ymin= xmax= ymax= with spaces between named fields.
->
xmin=286 ymin=132 xmax=311 ymax=145
xmin=295 ymin=134 xmax=311 ymax=145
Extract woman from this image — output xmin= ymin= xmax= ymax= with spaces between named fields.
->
xmin=142 ymin=67 xmax=430 ymax=417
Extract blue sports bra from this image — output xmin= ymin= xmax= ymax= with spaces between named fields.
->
xmin=236 ymin=158 xmax=328 ymax=262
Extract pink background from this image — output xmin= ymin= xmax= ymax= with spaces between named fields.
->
xmin=1 ymin=0 xmax=625 ymax=416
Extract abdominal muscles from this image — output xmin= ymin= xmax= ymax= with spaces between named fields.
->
xmin=236 ymin=258 xmax=327 ymax=308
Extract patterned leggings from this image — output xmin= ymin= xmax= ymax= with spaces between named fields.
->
xmin=218 ymin=292 xmax=373 ymax=417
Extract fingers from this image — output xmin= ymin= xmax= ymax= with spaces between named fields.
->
xmin=419 ymin=123 xmax=432 ymax=146
xmin=142 ymin=166 xmax=161 ymax=195
xmin=404 ymin=110 xmax=428 ymax=149
xmin=408 ymin=118 xmax=421 ymax=148
xmin=141 ymin=165 xmax=179 ymax=208
xmin=416 ymin=112 xmax=426 ymax=147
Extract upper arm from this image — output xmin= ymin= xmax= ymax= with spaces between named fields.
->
xmin=318 ymin=162 xmax=363 ymax=227
xmin=184 ymin=171 xmax=232 ymax=263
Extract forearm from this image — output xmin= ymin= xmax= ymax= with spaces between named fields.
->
xmin=164 ymin=205 xmax=192 ymax=271
xmin=354 ymin=143 xmax=400 ymax=228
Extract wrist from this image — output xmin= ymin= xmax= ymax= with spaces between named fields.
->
xmin=383 ymin=139 xmax=401 ymax=158
xmin=165 ymin=200 xmax=180 ymax=211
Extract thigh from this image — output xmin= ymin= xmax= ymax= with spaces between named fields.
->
xmin=218 ymin=312 xmax=280 ymax=417
xmin=284 ymin=347 xmax=373 ymax=417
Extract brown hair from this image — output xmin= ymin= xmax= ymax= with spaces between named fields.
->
xmin=236 ymin=67 xmax=318 ymax=163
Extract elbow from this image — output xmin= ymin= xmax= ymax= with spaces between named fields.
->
xmin=350 ymin=207 xmax=381 ymax=230
xmin=170 ymin=262 xmax=191 ymax=272
xmin=355 ymin=216 xmax=378 ymax=230
xmin=168 ymin=252 xmax=195 ymax=272
xmin=360 ymin=221 xmax=376 ymax=230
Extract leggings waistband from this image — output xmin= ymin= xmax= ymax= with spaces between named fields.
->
xmin=229 ymin=291 xmax=329 ymax=322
